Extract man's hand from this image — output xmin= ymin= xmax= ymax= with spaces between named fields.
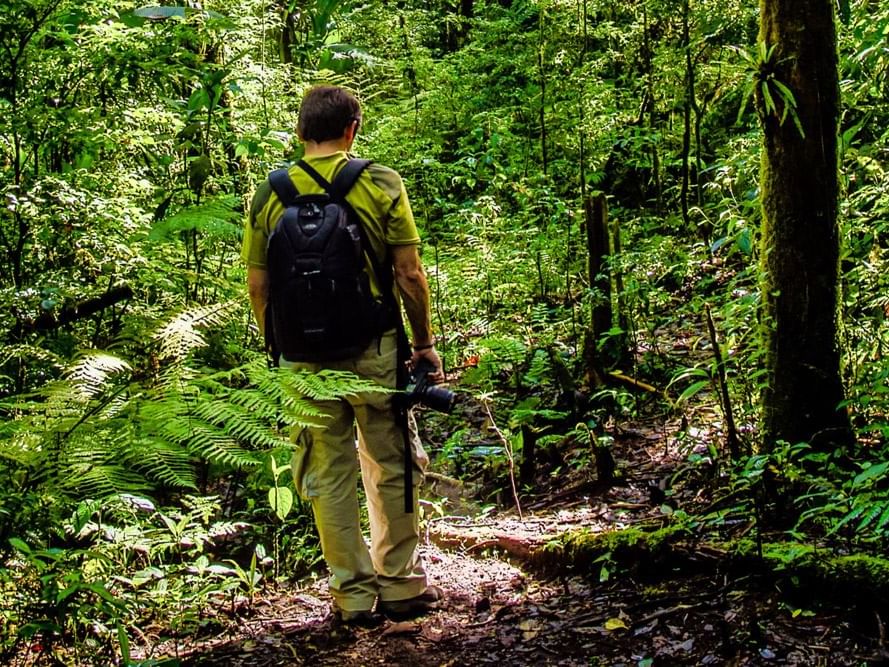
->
xmin=410 ymin=346 xmax=444 ymax=384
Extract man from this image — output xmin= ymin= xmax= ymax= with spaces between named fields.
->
xmin=241 ymin=85 xmax=443 ymax=625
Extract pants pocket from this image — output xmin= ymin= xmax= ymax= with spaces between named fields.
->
xmin=407 ymin=412 xmax=429 ymax=485
xmin=291 ymin=427 xmax=315 ymax=499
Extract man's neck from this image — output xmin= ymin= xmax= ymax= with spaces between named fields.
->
xmin=303 ymin=139 xmax=351 ymax=157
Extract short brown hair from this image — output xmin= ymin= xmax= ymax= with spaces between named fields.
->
xmin=297 ymin=85 xmax=361 ymax=143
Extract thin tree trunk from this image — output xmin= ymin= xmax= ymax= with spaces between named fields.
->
xmin=586 ymin=195 xmax=611 ymax=341
xmin=758 ymin=0 xmax=852 ymax=449
xmin=538 ymin=5 xmax=548 ymax=175
xmin=642 ymin=4 xmax=662 ymax=211
xmin=680 ymin=0 xmax=692 ymax=229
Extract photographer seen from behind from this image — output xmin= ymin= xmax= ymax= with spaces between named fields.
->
xmin=242 ymin=85 xmax=445 ymax=626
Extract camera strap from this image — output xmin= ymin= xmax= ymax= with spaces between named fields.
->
xmin=400 ymin=406 xmax=413 ymax=514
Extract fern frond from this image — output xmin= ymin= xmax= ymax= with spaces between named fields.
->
xmin=192 ymin=399 xmax=288 ymax=450
xmin=227 ymin=388 xmax=284 ymax=422
xmin=481 ymin=336 xmax=529 ymax=365
xmin=283 ymin=369 xmax=389 ymax=401
xmin=66 ymin=353 xmax=132 ymax=400
xmin=0 ymin=343 xmax=65 ymax=371
xmin=124 ymin=437 xmax=199 ymax=490
xmin=180 ymin=494 xmax=223 ymax=523
xmin=0 ymin=428 xmax=41 ymax=465
xmin=149 ymin=195 xmax=241 ymax=241
xmin=160 ymin=417 xmax=260 ymax=469
xmin=67 ymin=465 xmax=152 ymax=497
xmin=57 ymin=434 xmax=151 ymax=496
xmin=154 ymin=301 xmax=238 ymax=362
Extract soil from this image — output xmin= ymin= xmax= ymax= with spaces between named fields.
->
xmin=134 ymin=522 xmax=882 ymax=666
xmin=130 ymin=419 xmax=888 ymax=667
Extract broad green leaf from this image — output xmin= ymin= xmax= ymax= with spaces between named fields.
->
xmin=117 ymin=622 xmax=131 ymax=665
xmin=678 ymin=380 xmax=710 ymax=405
xmin=8 ymin=537 xmax=31 ymax=554
xmin=737 ymin=229 xmax=752 ymax=255
xmin=853 ymin=461 xmax=889 ymax=487
xmin=771 ymin=79 xmax=797 ymax=108
xmin=761 ymin=82 xmax=776 ymax=115
xmin=269 ymin=487 xmax=293 ymax=521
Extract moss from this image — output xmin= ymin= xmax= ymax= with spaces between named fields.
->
xmin=533 ymin=523 xmax=688 ymax=571
xmin=726 ymin=540 xmax=889 ymax=601
xmin=830 ymin=554 xmax=889 ymax=587
xmin=536 ymin=529 xmax=889 ymax=605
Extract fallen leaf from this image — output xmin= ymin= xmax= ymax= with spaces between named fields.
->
xmin=382 ymin=621 xmax=420 ymax=636
xmin=605 ymin=617 xmax=628 ymax=631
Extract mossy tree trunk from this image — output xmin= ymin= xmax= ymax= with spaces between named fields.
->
xmin=757 ymin=0 xmax=852 ymax=449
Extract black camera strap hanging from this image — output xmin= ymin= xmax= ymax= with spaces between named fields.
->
xmin=394 ymin=316 xmax=414 ymax=514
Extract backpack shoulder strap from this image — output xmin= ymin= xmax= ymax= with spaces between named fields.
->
xmin=296 ymin=159 xmax=330 ymax=193
xmin=268 ymin=168 xmax=300 ymax=207
xmin=297 ymin=158 xmax=372 ymax=201
xmin=330 ymin=159 xmax=372 ymax=200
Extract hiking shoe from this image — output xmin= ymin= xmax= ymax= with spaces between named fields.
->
xmin=378 ymin=586 xmax=444 ymax=620
xmin=333 ymin=608 xmax=383 ymax=628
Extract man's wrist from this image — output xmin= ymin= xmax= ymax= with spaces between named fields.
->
xmin=412 ymin=340 xmax=435 ymax=351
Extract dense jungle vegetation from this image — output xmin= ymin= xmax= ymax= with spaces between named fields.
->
xmin=2 ymin=0 xmax=889 ymax=664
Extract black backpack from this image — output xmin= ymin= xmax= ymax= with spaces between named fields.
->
xmin=264 ymin=158 xmax=397 ymax=363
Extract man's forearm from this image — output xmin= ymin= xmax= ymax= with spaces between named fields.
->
xmin=399 ymin=272 xmax=433 ymax=345
xmin=247 ymin=267 xmax=269 ymax=334
xmin=393 ymin=247 xmax=434 ymax=345
xmin=249 ymin=292 xmax=267 ymax=334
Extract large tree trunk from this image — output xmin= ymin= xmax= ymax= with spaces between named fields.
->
xmin=758 ymin=0 xmax=852 ymax=448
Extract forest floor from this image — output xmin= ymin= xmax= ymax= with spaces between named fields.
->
xmin=131 ymin=414 xmax=886 ymax=667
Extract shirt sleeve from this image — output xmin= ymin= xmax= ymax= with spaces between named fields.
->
xmin=240 ymin=180 xmax=273 ymax=269
xmin=368 ymin=164 xmax=420 ymax=246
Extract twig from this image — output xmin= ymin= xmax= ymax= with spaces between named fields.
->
xmin=704 ymin=303 xmax=742 ymax=460
xmin=481 ymin=398 xmax=524 ymax=520
xmin=633 ymin=601 xmax=705 ymax=627
xmin=607 ymin=370 xmax=666 ymax=397
xmin=464 ymin=539 xmax=501 ymax=554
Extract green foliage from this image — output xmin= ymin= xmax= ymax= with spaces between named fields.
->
xmin=2 ymin=538 xmax=131 ymax=664
xmin=3 ymin=0 xmax=889 ymax=655
xmin=149 ymin=195 xmax=242 ymax=242
xmin=733 ymin=42 xmax=805 ymax=137
xmin=0 ymin=302 xmax=378 ymax=528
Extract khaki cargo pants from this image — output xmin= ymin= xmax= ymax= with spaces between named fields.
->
xmin=287 ymin=330 xmax=429 ymax=612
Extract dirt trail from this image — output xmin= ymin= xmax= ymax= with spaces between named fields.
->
xmin=134 ymin=501 xmax=869 ymax=666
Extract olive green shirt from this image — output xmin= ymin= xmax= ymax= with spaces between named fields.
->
xmin=241 ymin=151 xmax=420 ymax=295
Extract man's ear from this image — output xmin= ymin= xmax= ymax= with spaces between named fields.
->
xmin=344 ymin=119 xmax=359 ymax=143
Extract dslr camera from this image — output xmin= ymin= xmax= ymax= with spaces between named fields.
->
xmin=403 ymin=358 xmax=455 ymax=413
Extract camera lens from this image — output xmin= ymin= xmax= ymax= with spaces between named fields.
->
xmin=422 ymin=385 xmax=456 ymax=414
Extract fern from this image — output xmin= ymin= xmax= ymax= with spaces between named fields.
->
xmin=124 ymin=437 xmax=199 ymax=490
xmin=57 ymin=431 xmax=152 ymax=496
xmin=284 ymin=368 xmax=389 ymax=401
xmin=154 ymin=300 xmax=238 ymax=362
xmin=192 ymin=399 xmax=283 ymax=450
xmin=149 ymin=195 xmax=241 ymax=241
xmin=482 ymin=336 xmax=529 ymax=366
xmin=2 ymin=303 xmax=387 ymax=500
xmin=0 ymin=342 xmax=64 ymax=372
xmin=66 ymin=353 xmax=132 ymax=401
